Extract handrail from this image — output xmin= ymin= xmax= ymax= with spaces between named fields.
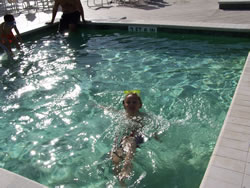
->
xmin=1 ymin=0 xmax=53 ymax=14
xmin=87 ymin=0 xmax=112 ymax=8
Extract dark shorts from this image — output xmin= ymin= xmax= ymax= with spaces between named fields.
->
xmin=135 ymin=134 xmax=144 ymax=147
xmin=122 ymin=134 xmax=144 ymax=148
xmin=59 ymin=11 xmax=80 ymax=32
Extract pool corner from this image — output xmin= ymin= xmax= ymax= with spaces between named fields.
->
xmin=0 ymin=168 xmax=48 ymax=188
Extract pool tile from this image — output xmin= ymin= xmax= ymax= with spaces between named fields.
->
xmin=241 ymin=78 xmax=250 ymax=85
xmin=229 ymin=104 xmax=250 ymax=113
xmin=225 ymin=123 xmax=250 ymax=135
xmin=245 ymin=67 xmax=250 ymax=73
xmin=212 ymin=155 xmax=245 ymax=173
xmin=214 ymin=145 xmax=248 ymax=161
xmin=241 ymin=76 xmax=250 ymax=83
xmin=227 ymin=116 xmax=250 ymax=126
xmin=201 ymin=177 xmax=241 ymax=188
xmin=241 ymin=72 xmax=250 ymax=77
xmin=223 ymin=130 xmax=250 ymax=142
xmin=207 ymin=166 xmax=243 ymax=185
xmin=230 ymin=109 xmax=250 ymax=120
xmin=242 ymin=174 xmax=250 ymax=188
xmin=239 ymin=83 xmax=250 ymax=89
xmin=220 ymin=138 xmax=249 ymax=151
xmin=240 ymin=83 xmax=250 ymax=90
xmin=243 ymin=70 xmax=250 ymax=75
xmin=246 ymin=162 xmax=250 ymax=175
xmin=0 ymin=168 xmax=47 ymax=188
xmin=237 ymin=88 xmax=250 ymax=96
xmin=234 ymin=94 xmax=250 ymax=102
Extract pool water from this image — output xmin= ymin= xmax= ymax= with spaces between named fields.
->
xmin=0 ymin=29 xmax=249 ymax=188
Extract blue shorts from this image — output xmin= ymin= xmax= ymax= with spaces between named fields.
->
xmin=135 ymin=134 xmax=144 ymax=147
xmin=0 ymin=43 xmax=11 ymax=58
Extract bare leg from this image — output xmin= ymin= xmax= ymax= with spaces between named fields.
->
xmin=6 ymin=43 xmax=14 ymax=57
xmin=111 ymin=149 xmax=127 ymax=187
xmin=0 ymin=43 xmax=13 ymax=57
xmin=119 ymin=136 xmax=136 ymax=181
xmin=69 ymin=24 xmax=77 ymax=32
xmin=111 ymin=148 xmax=123 ymax=175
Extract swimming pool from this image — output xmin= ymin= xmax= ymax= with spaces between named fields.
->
xmin=0 ymin=28 xmax=249 ymax=187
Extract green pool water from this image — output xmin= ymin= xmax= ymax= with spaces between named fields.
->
xmin=0 ymin=28 xmax=249 ymax=188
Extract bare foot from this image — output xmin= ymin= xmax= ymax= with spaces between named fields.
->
xmin=119 ymin=179 xmax=127 ymax=188
xmin=111 ymin=148 xmax=124 ymax=175
xmin=119 ymin=161 xmax=132 ymax=181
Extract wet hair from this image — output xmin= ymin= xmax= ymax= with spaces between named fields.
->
xmin=4 ymin=14 xmax=15 ymax=23
xmin=123 ymin=93 xmax=142 ymax=106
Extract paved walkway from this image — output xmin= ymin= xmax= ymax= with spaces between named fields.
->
xmin=1 ymin=0 xmax=250 ymax=188
xmin=1 ymin=0 xmax=250 ymax=33
xmin=85 ymin=0 xmax=250 ymax=24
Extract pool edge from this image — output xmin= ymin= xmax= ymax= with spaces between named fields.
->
xmin=200 ymin=53 xmax=250 ymax=188
xmin=86 ymin=21 xmax=250 ymax=33
xmin=20 ymin=21 xmax=250 ymax=38
xmin=0 ymin=168 xmax=48 ymax=188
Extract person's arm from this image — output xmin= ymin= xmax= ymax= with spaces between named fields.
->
xmin=77 ymin=0 xmax=85 ymax=22
xmin=142 ymin=113 xmax=162 ymax=142
xmin=47 ymin=0 xmax=60 ymax=24
xmin=13 ymin=26 xmax=22 ymax=43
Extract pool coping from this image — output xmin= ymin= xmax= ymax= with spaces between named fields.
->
xmin=0 ymin=168 xmax=48 ymax=188
xmin=1 ymin=21 xmax=250 ymax=188
xmin=20 ymin=21 xmax=250 ymax=38
xmin=218 ymin=0 xmax=250 ymax=10
xmin=200 ymin=53 xmax=250 ymax=188
xmin=86 ymin=21 xmax=250 ymax=33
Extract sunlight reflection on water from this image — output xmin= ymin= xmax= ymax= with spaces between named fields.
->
xmin=0 ymin=30 xmax=249 ymax=188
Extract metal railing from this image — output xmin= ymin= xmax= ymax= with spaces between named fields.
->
xmin=0 ymin=0 xmax=53 ymax=15
xmin=87 ymin=0 xmax=113 ymax=8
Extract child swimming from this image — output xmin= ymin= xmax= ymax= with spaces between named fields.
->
xmin=110 ymin=90 xmax=147 ymax=185
xmin=95 ymin=90 xmax=162 ymax=186
xmin=0 ymin=14 xmax=22 ymax=57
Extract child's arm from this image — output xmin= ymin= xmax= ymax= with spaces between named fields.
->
xmin=90 ymin=99 xmax=118 ymax=113
xmin=13 ymin=26 xmax=22 ymax=43
xmin=8 ymin=27 xmax=21 ymax=50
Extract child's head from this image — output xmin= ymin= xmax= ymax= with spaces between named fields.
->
xmin=123 ymin=93 xmax=142 ymax=116
xmin=4 ymin=14 xmax=16 ymax=28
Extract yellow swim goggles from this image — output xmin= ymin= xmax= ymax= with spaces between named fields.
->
xmin=124 ymin=90 xmax=141 ymax=95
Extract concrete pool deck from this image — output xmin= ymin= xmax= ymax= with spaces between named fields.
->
xmin=1 ymin=0 xmax=250 ymax=187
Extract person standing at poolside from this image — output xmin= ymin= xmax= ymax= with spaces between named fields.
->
xmin=47 ymin=0 xmax=86 ymax=33
xmin=0 ymin=14 xmax=22 ymax=58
